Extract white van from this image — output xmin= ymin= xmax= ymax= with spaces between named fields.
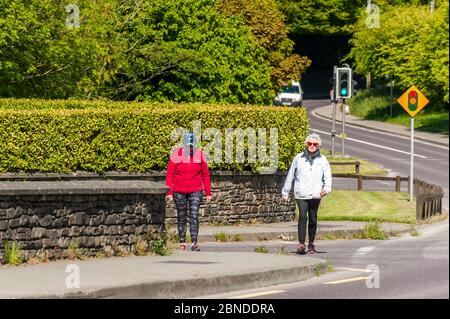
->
xmin=273 ymin=81 xmax=303 ymax=107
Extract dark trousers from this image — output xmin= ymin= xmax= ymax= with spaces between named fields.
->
xmin=296 ymin=199 xmax=321 ymax=244
xmin=173 ymin=191 xmax=203 ymax=243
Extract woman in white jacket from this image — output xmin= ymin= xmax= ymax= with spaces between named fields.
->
xmin=282 ymin=133 xmax=332 ymax=254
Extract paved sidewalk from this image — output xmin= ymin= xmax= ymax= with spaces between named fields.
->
xmin=0 ymin=251 xmax=327 ymax=299
xmin=313 ymin=104 xmax=449 ymax=147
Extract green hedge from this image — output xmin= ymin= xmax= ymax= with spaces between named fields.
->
xmin=0 ymin=99 xmax=309 ymax=173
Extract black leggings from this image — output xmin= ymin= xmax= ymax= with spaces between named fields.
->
xmin=296 ymin=199 xmax=321 ymax=244
xmin=173 ymin=191 xmax=203 ymax=243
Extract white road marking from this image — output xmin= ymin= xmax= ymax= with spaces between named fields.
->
xmin=229 ymin=290 xmax=285 ymax=299
xmin=353 ymin=246 xmax=375 ymax=257
xmin=311 ymin=128 xmax=428 ymax=158
xmin=323 ymin=276 xmax=369 ymax=285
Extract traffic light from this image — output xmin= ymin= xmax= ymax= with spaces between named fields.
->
xmin=352 ymin=80 xmax=358 ymax=96
xmin=408 ymin=90 xmax=418 ymax=111
xmin=335 ymin=67 xmax=352 ymax=99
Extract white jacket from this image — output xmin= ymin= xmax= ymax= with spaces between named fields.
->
xmin=282 ymin=151 xmax=332 ymax=199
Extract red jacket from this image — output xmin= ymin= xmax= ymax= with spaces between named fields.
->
xmin=166 ymin=147 xmax=211 ymax=196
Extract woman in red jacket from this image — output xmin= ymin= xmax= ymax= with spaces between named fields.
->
xmin=166 ymin=132 xmax=212 ymax=251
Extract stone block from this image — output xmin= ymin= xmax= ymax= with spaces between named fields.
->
xmin=39 ymin=215 xmax=53 ymax=228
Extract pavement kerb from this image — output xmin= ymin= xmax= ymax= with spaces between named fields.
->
xmin=312 ymin=106 xmax=449 ymax=148
xmin=198 ymin=224 xmax=416 ymax=243
xmin=20 ymin=258 xmax=328 ymax=299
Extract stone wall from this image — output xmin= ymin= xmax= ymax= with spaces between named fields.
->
xmin=164 ymin=172 xmax=295 ymax=225
xmin=0 ymin=180 xmax=167 ymax=261
xmin=0 ymin=171 xmax=295 ymax=226
xmin=0 ymin=172 xmax=295 ymax=261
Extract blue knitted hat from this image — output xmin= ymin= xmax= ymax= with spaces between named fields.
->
xmin=182 ymin=132 xmax=196 ymax=147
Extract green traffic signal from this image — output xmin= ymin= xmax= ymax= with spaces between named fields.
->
xmin=340 ymin=83 xmax=348 ymax=97
xmin=335 ymin=67 xmax=352 ymax=98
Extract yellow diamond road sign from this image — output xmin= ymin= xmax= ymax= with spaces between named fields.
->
xmin=397 ymin=85 xmax=429 ymax=117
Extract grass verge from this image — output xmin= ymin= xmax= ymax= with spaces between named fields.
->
xmin=319 ymin=190 xmax=416 ymax=224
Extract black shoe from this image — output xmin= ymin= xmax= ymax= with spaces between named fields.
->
xmin=307 ymin=242 xmax=316 ymax=254
xmin=191 ymin=243 xmax=201 ymax=251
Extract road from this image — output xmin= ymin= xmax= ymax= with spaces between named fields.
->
xmin=197 ymin=220 xmax=448 ymax=299
xmin=306 ymin=99 xmax=449 ymax=210
xmin=196 ymin=99 xmax=449 ymax=299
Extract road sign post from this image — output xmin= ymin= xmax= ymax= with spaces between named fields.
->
xmin=342 ymin=98 xmax=346 ymax=156
xmin=397 ymin=85 xmax=429 ymax=202
xmin=331 ymin=66 xmax=337 ymax=155
xmin=410 ymin=117 xmax=414 ymax=202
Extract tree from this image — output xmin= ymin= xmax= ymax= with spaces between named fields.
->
xmin=102 ymin=0 xmax=274 ymax=104
xmin=218 ymin=0 xmax=311 ymax=86
xmin=0 ymin=0 xmax=104 ymax=99
xmin=276 ymin=0 xmax=366 ymax=35
xmin=348 ymin=1 xmax=449 ymax=107
xmin=0 ymin=0 xmax=275 ymax=104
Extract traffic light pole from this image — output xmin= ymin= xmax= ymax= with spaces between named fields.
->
xmin=341 ymin=98 xmax=346 ymax=156
xmin=331 ymin=98 xmax=336 ymax=155
xmin=410 ymin=117 xmax=414 ymax=202
xmin=331 ymin=66 xmax=337 ymax=155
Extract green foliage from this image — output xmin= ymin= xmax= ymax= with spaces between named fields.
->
xmin=277 ymin=0 xmax=434 ymax=35
xmin=348 ymin=3 xmax=449 ymax=107
xmin=151 ymin=239 xmax=170 ymax=256
xmin=214 ymin=232 xmax=229 ymax=242
xmin=107 ymin=0 xmax=274 ymax=104
xmin=254 ymin=246 xmax=269 ymax=254
xmin=67 ymin=240 xmax=87 ymax=260
xmin=232 ymin=233 xmax=243 ymax=242
xmin=0 ymin=99 xmax=309 ymax=173
xmin=3 ymin=241 xmax=23 ymax=265
xmin=219 ymin=0 xmax=311 ymax=86
xmin=0 ymin=0 xmax=275 ymax=104
xmin=353 ymin=222 xmax=388 ymax=240
xmin=0 ymin=0 xmax=105 ymax=99
xmin=213 ymin=232 xmax=243 ymax=242
xmin=277 ymin=0 xmax=367 ymax=35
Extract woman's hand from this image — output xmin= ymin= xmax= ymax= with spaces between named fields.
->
xmin=206 ymin=195 xmax=212 ymax=202
xmin=320 ymin=190 xmax=327 ymax=197
xmin=166 ymin=195 xmax=173 ymax=201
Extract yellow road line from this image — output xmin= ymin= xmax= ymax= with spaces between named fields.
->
xmin=324 ymin=276 xmax=369 ymax=285
xmin=230 ymin=290 xmax=285 ymax=299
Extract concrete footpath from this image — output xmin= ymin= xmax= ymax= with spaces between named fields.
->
xmin=313 ymin=103 xmax=449 ymax=147
xmin=0 ymin=220 xmax=416 ymax=299
xmin=0 ymin=250 xmax=328 ymax=299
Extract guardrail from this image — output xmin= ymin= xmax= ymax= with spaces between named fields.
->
xmin=414 ymin=179 xmax=444 ymax=220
